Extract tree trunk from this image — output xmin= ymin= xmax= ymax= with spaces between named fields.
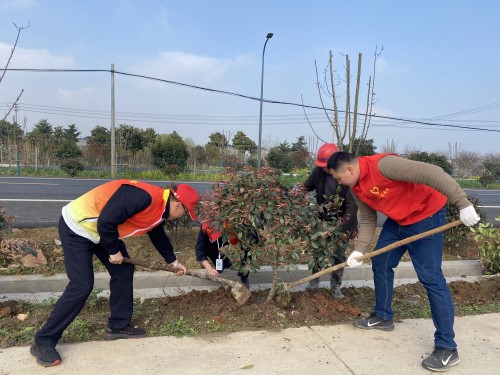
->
xmin=351 ymin=53 xmax=362 ymax=149
xmin=344 ymin=54 xmax=350 ymax=150
xmin=266 ymin=267 xmax=279 ymax=302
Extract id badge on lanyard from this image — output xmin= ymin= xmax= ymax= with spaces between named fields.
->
xmin=215 ymin=253 xmax=223 ymax=271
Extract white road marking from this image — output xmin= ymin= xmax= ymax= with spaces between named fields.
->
xmin=0 ymin=199 xmax=71 ymax=202
xmin=0 ymin=182 xmax=59 ymax=185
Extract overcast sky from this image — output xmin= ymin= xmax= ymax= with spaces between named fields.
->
xmin=1 ymin=0 xmax=499 ymax=154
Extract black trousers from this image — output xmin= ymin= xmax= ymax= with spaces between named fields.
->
xmin=203 ymin=240 xmax=250 ymax=278
xmin=203 ymin=240 xmax=233 ymax=271
xmin=35 ymin=217 xmax=134 ymax=347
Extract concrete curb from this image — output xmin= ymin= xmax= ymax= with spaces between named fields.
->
xmin=0 ymin=260 xmax=482 ymax=302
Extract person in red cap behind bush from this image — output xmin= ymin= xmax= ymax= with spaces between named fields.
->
xmin=302 ymin=143 xmax=358 ymax=298
xmin=195 ymin=221 xmax=251 ymax=288
xmin=30 ymin=180 xmax=200 ymax=367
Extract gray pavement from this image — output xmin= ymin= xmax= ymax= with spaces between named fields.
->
xmin=1 ymin=261 xmax=498 ymax=374
xmin=0 ymin=313 xmax=499 ymax=374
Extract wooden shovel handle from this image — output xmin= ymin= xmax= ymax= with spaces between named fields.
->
xmin=122 ymin=257 xmax=180 ymax=273
xmin=122 ymin=257 xmax=241 ymax=286
xmin=353 ymin=219 xmax=462 ymax=262
xmin=285 ymin=219 xmax=463 ymax=290
xmin=122 ymin=257 xmax=251 ymax=305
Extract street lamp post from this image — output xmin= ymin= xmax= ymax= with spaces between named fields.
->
xmin=257 ymin=32 xmax=273 ymax=168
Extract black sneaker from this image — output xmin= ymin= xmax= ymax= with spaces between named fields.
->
xmin=422 ymin=348 xmax=460 ymax=372
xmin=103 ymin=324 xmax=146 ymax=340
xmin=30 ymin=343 xmax=62 ymax=367
xmin=354 ymin=313 xmax=394 ymax=331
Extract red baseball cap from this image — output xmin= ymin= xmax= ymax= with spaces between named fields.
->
xmin=172 ymin=184 xmax=200 ymax=221
xmin=315 ymin=143 xmax=340 ymax=167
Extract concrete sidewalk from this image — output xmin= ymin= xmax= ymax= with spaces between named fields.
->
xmin=1 ymin=313 xmax=499 ymax=375
xmin=0 ymin=261 xmax=496 ymax=374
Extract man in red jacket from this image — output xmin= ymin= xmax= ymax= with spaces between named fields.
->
xmin=30 ymin=180 xmax=200 ymax=367
xmin=195 ymin=221 xmax=251 ymax=287
xmin=327 ymin=152 xmax=480 ymax=372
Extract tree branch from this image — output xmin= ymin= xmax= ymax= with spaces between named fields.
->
xmin=300 ymin=95 xmax=327 ymax=144
xmin=329 ymin=51 xmax=341 ymax=142
xmin=0 ymin=21 xmax=30 ymax=84
xmin=314 ymin=60 xmax=334 ymax=137
xmin=2 ymin=89 xmax=24 ymax=122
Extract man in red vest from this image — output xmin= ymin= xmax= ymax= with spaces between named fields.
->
xmin=327 ymin=152 xmax=480 ymax=372
xmin=30 ymin=180 xmax=200 ymax=367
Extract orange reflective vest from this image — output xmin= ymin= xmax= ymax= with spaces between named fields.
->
xmin=352 ymin=154 xmax=447 ymax=225
xmin=63 ymin=179 xmax=169 ymax=243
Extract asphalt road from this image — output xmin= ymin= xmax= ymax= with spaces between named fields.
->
xmin=0 ymin=177 xmax=212 ymax=228
xmin=0 ymin=177 xmax=499 ymax=228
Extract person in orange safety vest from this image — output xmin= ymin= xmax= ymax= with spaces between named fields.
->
xmin=30 ymin=180 xmax=200 ymax=367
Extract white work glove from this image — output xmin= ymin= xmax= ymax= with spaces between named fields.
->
xmin=347 ymin=251 xmax=364 ymax=268
xmin=459 ymin=205 xmax=480 ymax=226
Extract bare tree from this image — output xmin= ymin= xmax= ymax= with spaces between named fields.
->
xmin=262 ymin=134 xmax=280 ymax=151
xmin=380 ymin=139 xmax=399 ymax=154
xmin=307 ymin=46 xmax=383 ymax=155
xmin=401 ymin=144 xmax=421 ymax=156
xmin=1 ymin=22 xmax=29 ymax=122
xmin=447 ymin=143 xmax=483 ymax=178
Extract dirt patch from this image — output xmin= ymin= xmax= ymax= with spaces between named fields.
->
xmin=1 ymin=226 xmax=496 ymax=349
xmin=2 ymin=226 xmax=204 ymax=275
xmin=1 ymin=277 xmax=498 ymax=349
xmin=1 ymin=225 xmax=479 ymax=276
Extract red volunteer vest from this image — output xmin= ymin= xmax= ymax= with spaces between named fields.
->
xmin=352 ymin=154 xmax=447 ymax=225
xmin=202 ymin=221 xmax=239 ymax=245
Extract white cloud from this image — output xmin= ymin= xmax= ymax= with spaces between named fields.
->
xmin=372 ymin=105 xmax=396 ymax=117
xmin=0 ymin=42 xmax=77 ymax=68
xmin=130 ymin=51 xmax=253 ymax=89
xmin=0 ymin=0 xmax=38 ymax=10
xmin=376 ymin=57 xmax=410 ymax=76
xmin=57 ymin=87 xmax=99 ymax=99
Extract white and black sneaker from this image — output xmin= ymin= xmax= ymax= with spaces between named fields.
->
xmin=422 ymin=348 xmax=460 ymax=372
xmin=354 ymin=313 xmax=394 ymax=331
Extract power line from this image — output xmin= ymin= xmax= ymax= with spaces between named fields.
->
xmin=2 ymin=101 xmax=499 ymax=132
xmin=2 ymin=68 xmax=500 ymax=133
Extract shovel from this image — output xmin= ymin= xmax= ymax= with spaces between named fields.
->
xmin=122 ymin=257 xmax=251 ymax=305
xmin=284 ymin=219 xmax=463 ymax=290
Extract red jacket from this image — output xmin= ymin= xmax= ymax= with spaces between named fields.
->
xmin=352 ymin=154 xmax=447 ymax=225
xmin=201 ymin=221 xmax=239 ymax=245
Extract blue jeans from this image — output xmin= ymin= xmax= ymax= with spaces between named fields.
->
xmin=371 ymin=206 xmax=456 ymax=350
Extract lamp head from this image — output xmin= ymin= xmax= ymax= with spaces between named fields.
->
xmin=266 ymin=33 xmax=273 ymax=39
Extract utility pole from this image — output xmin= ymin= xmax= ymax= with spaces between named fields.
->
xmin=14 ymin=103 xmax=20 ymax=176
xmin=111 ymin=63 xmax=116 ymax=178
xmin=257 ymin=32 xmax=274 ymax=168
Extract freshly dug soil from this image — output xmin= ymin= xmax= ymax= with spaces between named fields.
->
xmin=1 ymin=225 xmax=479 ymax=276
xmin=1 ymin=276 xmax=498 ymax=349
xmin=1 ymin=226 xmax=497 ymax=349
